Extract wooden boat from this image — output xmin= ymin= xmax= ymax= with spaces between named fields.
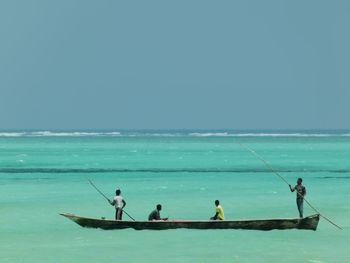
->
xmin=60 ymin=213 xmax=320 ymax=231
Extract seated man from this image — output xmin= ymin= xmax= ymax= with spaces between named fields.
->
xmin=148 ymin=204 xmax=168 ymax=221
xmin=210 ymin=200 xmax=225 ymax=220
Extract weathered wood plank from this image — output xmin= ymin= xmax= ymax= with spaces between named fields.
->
xmin=60 ymin=213 xmax=320 ymax=231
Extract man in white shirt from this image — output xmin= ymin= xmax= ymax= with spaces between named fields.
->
xmin=289 ymin=178 xmax=306 ymax=218
xmin=109 ymin=188 xmax=126 ymax=220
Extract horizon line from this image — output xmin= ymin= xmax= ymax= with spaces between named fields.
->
xmin=0 ymin=128 xmax=350 ymax=132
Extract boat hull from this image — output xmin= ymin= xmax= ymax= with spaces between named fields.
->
xmin=60 ymin=213 xmax=320 ymax=231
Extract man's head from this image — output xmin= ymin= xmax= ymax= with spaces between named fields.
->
xmin=215 ymin=200 xmax=220 ymax=206
xmin=156 ymin=204 xmax=162 ymax=211
xmin=297 ymin=178 xmax=302 ymax=185
xmin=116 ymin=189 xmax=121 ymax=195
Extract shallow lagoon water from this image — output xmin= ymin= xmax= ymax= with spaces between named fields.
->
xmin=1 ymin=133 xmax=349 ymax=262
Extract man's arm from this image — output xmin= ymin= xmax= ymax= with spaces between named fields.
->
xmin=289 ymin=184 xmax=295 ymax=192
xmin=109 ymin=199 xmax=115 ymax=206
xmin=159 ymin=214 xmax=168 ymax=221
xmin=211 ymin=212 xmax=219 ymax=220
xmin=122 ymin=200 xmax=126 ymax=209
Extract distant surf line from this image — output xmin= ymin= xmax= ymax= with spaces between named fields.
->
xmin=1 ymin=168 xmax=350 ymax=174
xmin=0 ymin=131 xmax=350 ymax=137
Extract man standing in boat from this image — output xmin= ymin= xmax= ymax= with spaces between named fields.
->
xmin=109 ymin=188 xmax=126 ymax=220
xmin=210 ymin=200 xmax=224 ymax=220
xmin=148 ymin=204 xmax=168 ymax=221
xmin=289 ymin=178 xmax=306 ymax=218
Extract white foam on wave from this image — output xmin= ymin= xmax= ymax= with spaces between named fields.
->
xmin=0 ymin=132 xmax=26 ymax=137
xmin=137 ymin=133 xmax=182 ymax=137
xmin=0 ymin=131 xmax=349 ymax=137
xmin=0 ymin=131 xmax=120 ymax=137
xmin=30 ymin=131 xmax=121 ymax=137
xmin=189 ymin=132 xmax=230 ymax=137
xmin=100 ymin=132 xmax=121 ymax=136
xmin=239 ymin=133 xmax=350 ymax=137
xmin=189 ymin=132 xmax=350 ymax=137
xmin=233 ymin=133 xmax=334 ymax=137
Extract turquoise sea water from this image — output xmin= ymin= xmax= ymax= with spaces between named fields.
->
xmin=1 ymin=131 xmax=349 ymax=263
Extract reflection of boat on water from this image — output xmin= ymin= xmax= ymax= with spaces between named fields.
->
xmin=60 ymin=213 xmax=320 ymax=231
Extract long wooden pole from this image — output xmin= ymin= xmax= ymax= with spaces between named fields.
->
xmin=236 ymin=141 xmax=342 ymax=230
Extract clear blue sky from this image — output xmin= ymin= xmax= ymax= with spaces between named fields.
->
xmin=0 ymin=1 xmax=349 ymax=130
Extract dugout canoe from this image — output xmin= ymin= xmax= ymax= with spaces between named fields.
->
xmin=60 ymin=213 xmax=320 ymax=231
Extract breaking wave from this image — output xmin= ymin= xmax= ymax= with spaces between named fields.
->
xmin=188 ymin=132 xmax=350 ymax=137
xmin=0 ymin=131 xmax=349 ymax=138
xmin=1 ymin=167 xmax=350 ymax=174
xmin=0 ymin=132 xmax=26 ymax=137
xmin=0 ymin=131 xmax=121 ymax=137
xmin=189 ymin=132 xmax=230 ymax=137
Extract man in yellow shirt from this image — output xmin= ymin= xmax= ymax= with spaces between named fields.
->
xmin=210 ymin=200 xmax=224 ymax=220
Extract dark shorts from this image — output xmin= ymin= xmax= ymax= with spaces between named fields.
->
xmin=296 ymin=198 xmax=304 ymax=218
xmin=115 ymin=208 xmax=123 ymax=220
